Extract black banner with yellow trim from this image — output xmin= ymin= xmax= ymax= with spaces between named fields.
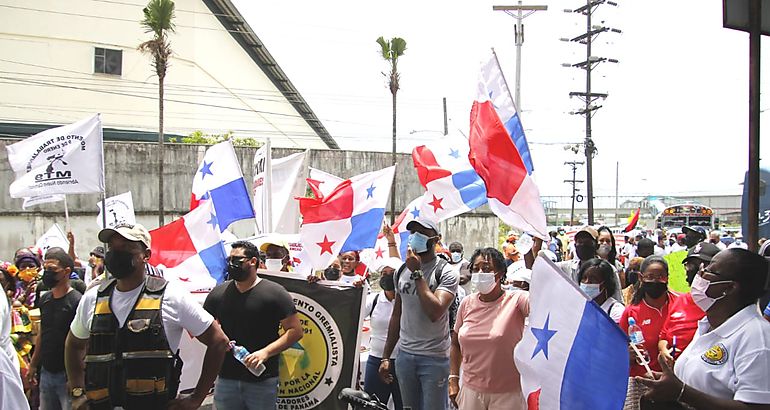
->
xmin=261 ymin=272 xmax=365 ymax=410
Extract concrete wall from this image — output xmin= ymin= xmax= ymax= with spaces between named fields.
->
xmin=0 ymin=139 xmax=498 ymax=259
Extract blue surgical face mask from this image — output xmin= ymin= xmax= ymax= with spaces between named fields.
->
xmin=409 ymin=232 xmax=432 ymax=254
xmin=451 ymin=252 xmax=462 ymax=263
xmin=580 ymin=283 xmax=602 ymax=300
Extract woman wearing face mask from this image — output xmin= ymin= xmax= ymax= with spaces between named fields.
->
xmin=577 ymin=258 xmax=623 ymax=322
xmin=363 ymin=257 xmax=404 ymax=410
xmin=619 ymin=256 xmax=679 ymax=410
xmin=449 ymin=248 xmax=529 ymax=409
xmin=597 ymin=226 xmax=626 ymax=287
xmin=621 ymin=257 xmax=644 ymax=306
xmin=637 ymin=249 xmax=770 ymax=408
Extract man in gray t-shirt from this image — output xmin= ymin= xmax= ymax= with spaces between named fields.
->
xmin=379 ymin=218 xmax=458 ymax=410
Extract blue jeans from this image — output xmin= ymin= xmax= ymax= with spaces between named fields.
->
xmin=39 ymin=368 xmax=70 ymax=410
xmin=364 ymin=356 xmax=403 ymax=410
xmin=395 ymin=351 xmax=449 ymax=410
xmin=214 ymin=377 xmax=279 ymax=410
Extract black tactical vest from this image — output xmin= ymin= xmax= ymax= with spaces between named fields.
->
xmin=85 ymin=276 xmax=183 ymax=409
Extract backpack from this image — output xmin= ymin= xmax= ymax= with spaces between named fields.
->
xmin=395 ymin=258 xmax=459 ymax=332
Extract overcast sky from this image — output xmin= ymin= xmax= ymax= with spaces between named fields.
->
xmin=232 ymin=0 xmax=770 ymax=198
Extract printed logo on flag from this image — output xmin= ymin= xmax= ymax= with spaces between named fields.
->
xmin=27 ymin=138 xmax=90 ymax=186
xmin=278 ymin=293 xmax=343 ymax=408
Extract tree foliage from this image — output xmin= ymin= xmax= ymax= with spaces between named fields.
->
xmin=376 ymin=36 xmax=407 ymax=95
xmin=169 ymin=130 xmax=262 ymax=147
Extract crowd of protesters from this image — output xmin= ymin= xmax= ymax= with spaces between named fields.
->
xmin=1 ymin=221 xmax=769 ymax=410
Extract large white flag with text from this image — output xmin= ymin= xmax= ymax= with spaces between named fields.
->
xmin=7 ymin=114 xmax=104 ymax=198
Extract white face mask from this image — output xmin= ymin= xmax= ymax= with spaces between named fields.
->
xmin=472 ymin=272 xmax=497 ymax=295
xmin=690 ymin=274 xmax=732 ymax=312
xmin=265 ymin=259 xmax=284 ymax=272
xmin=580 ymin=283 xmax=602 ymax=300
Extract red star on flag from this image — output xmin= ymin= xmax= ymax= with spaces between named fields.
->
xmin=428 ymin=195 xmax=444 ymax=212
xmin=375 ymin=247 xmax=385 ymax=259
xmin=317 ymin=235 xmax=336 ymax=255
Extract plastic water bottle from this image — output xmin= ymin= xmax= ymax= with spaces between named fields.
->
xmin=627 ymin=318 xmax=650 ymax=364
xmin=229 ymin=341 xmax=266 ymax=377
xmin=627 ymin=317 xmax=644 ymax=344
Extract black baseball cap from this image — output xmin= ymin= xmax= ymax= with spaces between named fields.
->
xmin=684 ymin=242 xmax=721 ymax=264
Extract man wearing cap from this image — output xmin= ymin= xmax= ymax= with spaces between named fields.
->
xmin=656 ymin=242 xmax=720 ymax=367
xmin=556 ymin=226 xmax=624 ymax=303
xmin=87 ymin=246 xmax=105 ymax=283
xmin=682 ymin=226 xmax=707 ymax=250
xmin=379 ymin=218 xmax=458 ymax=410
xmin=65 ymin=223 xmax=229 ymax=410
xmin=671 ymin=233 xmax=687 ymax=252
xmin=259 ymin=240 xmax=291 ymax=272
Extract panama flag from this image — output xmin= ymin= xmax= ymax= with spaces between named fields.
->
xmin=468 ymin=56 xmax=547 ymax=238
xmin=308 ymin=167 xmax=344 ymax=199
xmin=149 ymin=200 xmax=227 ymax=292
xmin=367 ymin=196 xmax=424 ymax=263
xmin=297 ymin=166 xmax=395 ymax=270
xmin=412 ymin=134 xmax=488 ymax=223
xmin=514 ymin=256 xmax=628 ymax=410
xmin=479 ymin=53 xmax=534 ymax=174
xmin=190 ymin=140 xmax=254 ymax=232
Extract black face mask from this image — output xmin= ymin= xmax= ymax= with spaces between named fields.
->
xmin=42 ymin=270 xmax=60 ymax=288
xmin=575 ymin=244 xmax=596 ymax=261
xmin=641 ymin=281 xmax=668 ymax=299
xmin=685 ymin=265 xmax=699 ymax=286
xmin=379 ymin=274 xmax=395 ymax=291
xmin=684 ymin=235 xmax=701 ymax=248
xmin=227 ymin=261 xmax=249 ymax=282
xmin=324 ymin=267 xmax=340 ymax=281
xmin=104 ymin=250 xmax=137 ymax=279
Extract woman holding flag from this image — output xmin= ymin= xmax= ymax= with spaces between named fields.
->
xmin=449 ymin=248 xmax=529 ymax=409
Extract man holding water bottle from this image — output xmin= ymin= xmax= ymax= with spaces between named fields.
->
xmin=204 ymin=241 xmax=303 ymax=410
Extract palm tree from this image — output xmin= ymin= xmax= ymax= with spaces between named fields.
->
xmin=376 ymin=36 xmax=406 ymax=224
xmin=139 ymin=0 xmax=175 ymax=226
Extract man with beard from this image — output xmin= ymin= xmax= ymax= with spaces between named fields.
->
xmin=656 ymin=242 xmax=720 ymax=367
xmin=65 ymin=224 xmax=229 ymax=410
xmin=204 ymin=241 xmax=303 ymax=409
xmin=556 ymin=226 xmax=624 ymax=302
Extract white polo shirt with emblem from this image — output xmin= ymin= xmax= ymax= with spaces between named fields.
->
xmin=674 ymin=304 xmax=770 ymax=404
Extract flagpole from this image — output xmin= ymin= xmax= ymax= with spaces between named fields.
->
xmin=63 ymin=195 xmax=71 ymax=232
xmin=265 ymin=138 xmax=273 ymax=233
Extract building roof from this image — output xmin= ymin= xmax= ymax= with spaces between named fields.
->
xmin=202 ymin=0 xmax=339 ymax=149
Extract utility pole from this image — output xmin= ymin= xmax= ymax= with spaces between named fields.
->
xmin=565 ymin=161 xmax=585 ymax=226
xmin=443 ymin=97 xmax=448 ymax=136
xmin=492 ymin=2 xmax=548 ymax=113
xmin=563 ymin=0 xmax=620 ymax=225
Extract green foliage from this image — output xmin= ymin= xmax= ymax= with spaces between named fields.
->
xmin=499 ymin=222 xmax=512 ymax=247
xmin=376 ymin=36 xmax=407 ymax=94
xmin=141 ymin=0 xmax=176 ymax=36
xmin=176 ymin=130 xmax=263 ymax=147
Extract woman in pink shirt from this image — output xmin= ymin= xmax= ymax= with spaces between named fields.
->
xmin=449 ymin=248 xmax=529 ymax=410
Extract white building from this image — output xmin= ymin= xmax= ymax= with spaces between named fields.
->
xmin=0 ymin=0 xmax=338 ymax=149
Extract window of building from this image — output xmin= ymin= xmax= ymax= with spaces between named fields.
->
xmin=94 ymin=47 xmax=122 ymax=75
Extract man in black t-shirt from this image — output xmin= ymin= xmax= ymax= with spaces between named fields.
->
xmin=204 ymin=241 xmax=303 ymax=409
xmin=28 ymin=247 xmax=82 ymax=410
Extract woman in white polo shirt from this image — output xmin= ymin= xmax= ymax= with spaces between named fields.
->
xmin=637 ymin=248 xmax=770 ymax=408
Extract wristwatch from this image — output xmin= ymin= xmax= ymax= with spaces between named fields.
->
xmin=71 ymin=387 xmax=85 ymax=399
xmin=410 ymin=269 xmax=424 ymax=281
